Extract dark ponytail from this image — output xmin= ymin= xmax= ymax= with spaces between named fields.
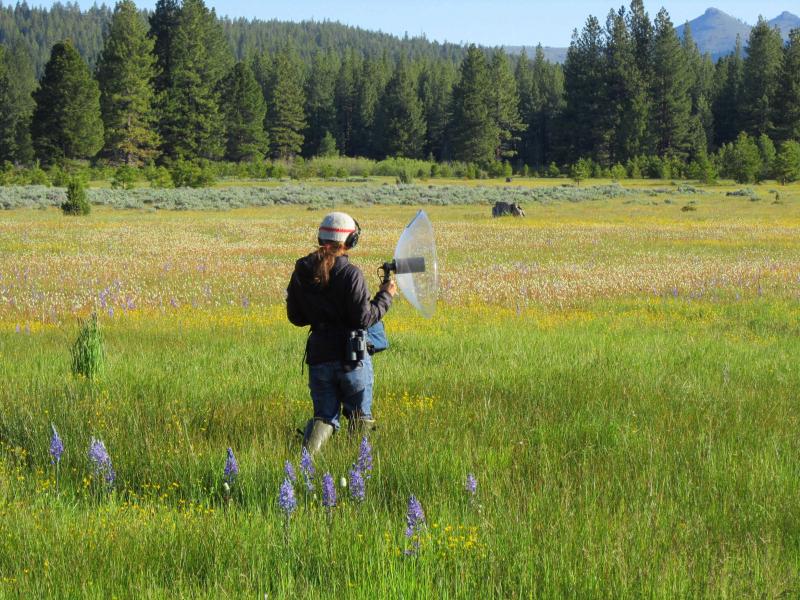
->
xmin=313 ymin=242 xmax=346 ymax=287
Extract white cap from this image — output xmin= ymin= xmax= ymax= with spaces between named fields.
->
xmin=318 ymin=212 xmax=357 ymax=244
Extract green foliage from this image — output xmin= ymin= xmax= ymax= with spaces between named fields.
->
xmin=562 ymin=16 xmax=606 ymax=162
xmin=28 ymin=165 xmax=51 ymax=186
xmin=31 ymin=40 xmax=104 ymax=164
xmin=687 ymin=152 xmax=717 ymax=184
xmin=604 ymin=10 xmax=649 ymax=163
xmin=70 ymin=313 xmax=104 ymax=379
xmin=48 ymin=164 xmax=70 ymax=188
xmin=774 ymin=141 xmax=800 ymax=184
xmin=418 ymin=59 xmax=456 ymax=161
xmin=449 ymin=46 xmax=498 ymax=165
xmin=0 ymin=41 xmax=36 ymax=164
xmin=1 ymin=1 xmax=799 ymax=176
xmin=303 ymin=51 xmax=339 ymax=157
xmin=757 ymin=134 xmax=776 ymax=180
xmin=375 ymin=58 xmax=426 ymax=159
xmin=351 ymin=54 xmax=391 ymax=157
xmin=169 ymin=159 xmax=217 ymax=188
xmin=719 ymin=132 xmax=763 ymax=184
xmin=220 ymin=62 xmax=268 ymax=162
xmin=61 ymin=178 xmax=91 ymax=215
xmin=570 ymin=158 xmax=592 ymax=184
xmin=143 ymin=164 xmax=173 ymax=188
xmin=96 ymin=0 xmax=160 ymax=165
xmin=150 ymin=0 xmax=180 ymax=94
xmin=741 ymin=18 xmax=784 ymax=137
xmin=712 ymin=40 xmax=744 ymax=147
xmin=650 ymin=9 xmax=691 ymax=158
xmin=112 ymin=165 xmax=138 ymax=190
xmin=157 ymin=0 xmax=231 ymax=160
xmin=488 ymin=51 xmax=526 ymax=160
xmin=610 ymin=163 xmax=627 ymax=181
xmin=547 ymin=162 xmax=561 ymax=178
xmin=774 ymin=30 xmax=800 ymax=142
xmin=395 ymin=169 xmax=414 ymax=184
xmin=264 ymin=46 xmax=306 ymax=159
xmin=317 ymin=131 xmax=338 ymax=157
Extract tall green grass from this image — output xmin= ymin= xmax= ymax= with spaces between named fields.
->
xmin=1 ymin=299 xmax=799 ymax=596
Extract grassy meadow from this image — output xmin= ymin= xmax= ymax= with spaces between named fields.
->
xmin=1 ymin=181 xmax=800 ymax=597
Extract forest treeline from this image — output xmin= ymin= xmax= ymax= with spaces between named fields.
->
xmin=0 ymin=0 xmax=799 ymax=183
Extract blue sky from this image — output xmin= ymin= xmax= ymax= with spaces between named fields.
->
xmin=36 ymin=1 xmax=794 ymax=46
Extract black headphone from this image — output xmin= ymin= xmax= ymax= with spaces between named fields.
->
xmin=345 ymin=219 xmax=361 ymax=249
xmin=318 ymin=219 xmax=361 ymax=249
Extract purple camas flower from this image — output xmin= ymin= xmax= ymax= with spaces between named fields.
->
xmin=357 ymin=436 xmax=373 ymax=478
xmin=300 ymin=447 xmax=314 ymax=492
xmin=49 ymin=425 xmax=64 ymax=465
xmin=466 ymin=473 xmax=478 ymax=495
xmin=321 ymin=472 xmax=336 ymax=508
xmin=224 ymin=447 xmax=239 ymax=484
xmin=405 ymin=495 xmax=425 ymax=538
xmin=284 ymin=460 xmax=297 ymax=484
xmin=88 ymin=437 xmax=115 ymax=486
xmin=278 ymin=478 xmax=296 ymax=517
xmin=349 ymin=466 xmax=365 ymax=503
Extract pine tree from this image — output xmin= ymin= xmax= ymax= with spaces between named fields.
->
xmin=627 ymin=0 xmax=653 ymax=81
xmin=650 ymin=8 xmax=691 ymax=158
xmin=604 ymin=8 xmax=648 ymax=163
xmin=741 ymin=18 xmax=784 ymax=137
xmin=418 ymin=58 xmax=455 ymax=161
xmin=96 ymin=0 xmax=160 ymax=165
xmin=149 ymin=0 xmax=180 ymax=94
xmin=448 ymin=45 xmax=498 ymax=164
xmin=303 ymin=50 xmax=339 ymax=156
xmin=352 ymin=54 xmax=390 ymax=158
xmin=375 ymin=57 xmax=426 ymax=158
xmin=774 ymin=29 xmax=800 ymax=142
xmin=0 ymin=46 xmax=12 ymax=163
xmin=334 ymin=50 xmax=361 ymax=156
xmin=774 ymin=140 xmax=800 ymax=183
xmin=562 ymin=16 xmax=606 ymax=161
xmin=488 ymin=51 xmax=525 ymax=160
xmin=529 ymin=46 xmax=564 ymax=168
xmin=158 ymin=0 xmax=231 ymax=160
xmin=712 ymin=37 xmax=744 ymax=147
xmin=514 ymin=49 xmax=537 ymax=168
xmin=682 ymin=22 xmax=715 ymax=154
xmin=626 ymin=0 xmax=653 ymax=153
xmin=31 ymin=40 xmax=103 ymax=164
xmin=265 ymin=46 xmax=306 ymax=159
xmin=0 ymin=42 xmax=36 ymax=164
xmin=220 ymin=61 xmax=268 ymax=162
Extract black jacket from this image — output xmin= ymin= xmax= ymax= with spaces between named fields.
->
xmin=287 ymin=253 xmax=392 ymax=364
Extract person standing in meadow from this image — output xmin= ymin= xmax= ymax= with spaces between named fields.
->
xmin=286 ymin=212 xmax=397 ymax=454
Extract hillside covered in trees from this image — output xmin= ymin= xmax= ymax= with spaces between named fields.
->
xmin=0 ymin=0 xmax=799 ymax=184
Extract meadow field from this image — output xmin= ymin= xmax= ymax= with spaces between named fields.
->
xmin=1 ymin=181 xmax=800 ymax=597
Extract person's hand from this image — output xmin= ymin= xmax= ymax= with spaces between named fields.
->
xmin=380 ymin=279 xmax=398 ymax=297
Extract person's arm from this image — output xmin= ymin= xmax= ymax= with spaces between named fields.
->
xmin=286 ymin=271 xmax=310 ymax=327
xmin=344 ymin=266 xmax=396 ymax=329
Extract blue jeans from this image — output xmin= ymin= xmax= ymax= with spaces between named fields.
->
xmin=308 ymin=353 xmax=373 ymax=430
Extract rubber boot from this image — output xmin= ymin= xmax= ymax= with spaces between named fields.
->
xmin=303 ymin=419 xmax=334 ymax=455
xmin=348 ymin=416 xmax=377 ymax=435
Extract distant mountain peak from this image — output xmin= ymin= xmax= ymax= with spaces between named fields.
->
xmin=512 ymin=7 xmax=796 ymax=63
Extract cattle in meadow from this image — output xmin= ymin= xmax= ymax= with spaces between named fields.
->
xmin=493 ymin=201 xmax=525 ymax=217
